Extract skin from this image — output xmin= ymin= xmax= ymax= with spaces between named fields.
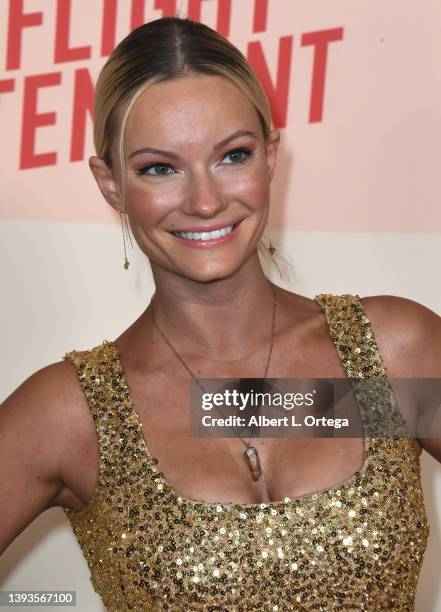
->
xmin=1 ymin=74 xmax=441 ymax=555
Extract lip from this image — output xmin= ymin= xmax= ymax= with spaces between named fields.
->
xmin=169 ymin=220 xmax=242 ymax=248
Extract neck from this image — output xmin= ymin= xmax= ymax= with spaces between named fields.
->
xmin=143 ymin=255 xmax=277 ymax=362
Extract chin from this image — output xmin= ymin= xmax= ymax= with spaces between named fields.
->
xmin=179 ymin=264 xmax=239 ymax=284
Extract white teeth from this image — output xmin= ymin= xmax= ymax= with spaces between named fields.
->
xmin=173 ymin=224 xmax=235 ymax=241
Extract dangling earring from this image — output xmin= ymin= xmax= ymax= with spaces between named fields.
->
xmin=119 ymin=210 xmax=133 ymax=269
xmin=266 ymin=220 xmax=276 ymax=256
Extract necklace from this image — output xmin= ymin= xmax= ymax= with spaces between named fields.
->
xmin=150 ymin=283 xmax=278 ymax=504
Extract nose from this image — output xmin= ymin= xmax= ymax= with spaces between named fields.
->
xmin=181 ymin=167 xmax=228 ymax=218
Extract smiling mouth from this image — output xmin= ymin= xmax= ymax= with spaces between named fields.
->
xmin=170 ymin=222 xmax=239 ymax=241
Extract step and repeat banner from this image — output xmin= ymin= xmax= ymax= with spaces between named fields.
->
xmin=1 ymin=1 xmax=440 ymax=610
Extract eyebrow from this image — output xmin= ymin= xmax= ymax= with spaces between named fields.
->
xmin=127 ymin=130 xmax=258 ymax=161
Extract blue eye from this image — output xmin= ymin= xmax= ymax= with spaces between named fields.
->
xmin=222 ymin=148 xmax=253 ymax=164
xmin=137 ymin=163 xmax=175 ymax=177
xmin=136 ymin=147 xmax=253 ymax=177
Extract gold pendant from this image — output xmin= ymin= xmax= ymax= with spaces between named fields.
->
xmin=244 ymin=446 xmax=262 ymax=481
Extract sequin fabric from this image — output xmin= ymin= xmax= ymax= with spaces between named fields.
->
xmin=63 ymin=294 xmax=429 ymax=611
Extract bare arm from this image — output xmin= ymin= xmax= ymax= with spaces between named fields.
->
xmin=0 ymin=360 xmax=91 ymax=555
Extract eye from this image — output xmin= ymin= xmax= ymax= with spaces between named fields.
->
xmin=221 ymin=148 xmax=253 ymax=165
xmin=137 ymin=163 xmax=175 ymax=177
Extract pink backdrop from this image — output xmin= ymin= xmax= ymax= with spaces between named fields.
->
xmin=1 ymin=0 xmax=440 ymax=231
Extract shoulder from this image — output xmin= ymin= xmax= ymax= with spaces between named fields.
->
xmin=27 ymin=340 xmax=109 ymax=411
xmin=2 ymin=355 xmax=94 ymax=452
xmin=3 ymin=357 xmax=86 ymax=418
xmin=358 ymin=294 xmax=441 ymax=378
xmin=357 ymin=294 xmax=441 ymax=462
xmin=359 ymin=293 xmax=441 ymax=328
xmin=1 ymin=345 xmax=103 ymax=495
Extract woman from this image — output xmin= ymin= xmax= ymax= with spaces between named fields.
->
xmin=1 ymin=15 xmax=441 ymax=611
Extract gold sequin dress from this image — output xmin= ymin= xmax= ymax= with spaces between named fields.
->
xmin=63 ymin=294 xmax=429 ymax=611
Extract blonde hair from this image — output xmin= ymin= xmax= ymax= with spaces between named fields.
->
xmin=94 ymin=16 xmax=290 ymax=277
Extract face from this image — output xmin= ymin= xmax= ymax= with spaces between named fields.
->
xmin=91 ymin=74 xmax=280 ymax=283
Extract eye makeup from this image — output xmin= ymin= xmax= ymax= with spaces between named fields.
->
xmin=134 ymin=146 xmax=255 ymax=178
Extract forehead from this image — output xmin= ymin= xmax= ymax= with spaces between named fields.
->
xmin=124 ymin=75 xmax=262 ymax=149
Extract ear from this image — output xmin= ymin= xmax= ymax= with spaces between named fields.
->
xmin=265 ymin=128 xmax=280 ymax=184
xmin=89 ymin=156 xmax=122 ymax=213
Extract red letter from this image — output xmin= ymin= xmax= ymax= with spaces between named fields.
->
xmin=130 ymin=0 xmax=146 ymax=28
xmin=154 ymin=0 xmax=177 ymax=18
xmin=253 ymin=0 xmax=268 ymax=33
xmin=21 ymin=73 xmax=62 ymax=169
xmin=101 ymin=0 xmax=118 ymax=57
xmin=301 ymin=27 xmax=344 ymax=123
xmin=0 ymin=79 xmax=15 ymax=94
xmin=54 ymin=0 xmax=92 ymax=63
xmin=187 ymin=0 xmax=232 ymax=36
xmin=6 ymin=0 xmax=43 ymax=70
xmin=131 ymin=0 xmax=176 ymax=30
xmin=70 ymin=69 xmax=95 ymax=162
xmin=187 ymin=0 xmax=202 ymax=20
xmin=216 ymin=0 xmax=231 ymax=37
xmin=155 ymin=0 xmax=176 ymax=17
xmin=247 ymin=36 xmax=293 ymax=129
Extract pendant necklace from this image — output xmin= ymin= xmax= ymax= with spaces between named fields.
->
xmin=149 ymin=283 xmax=278 ymax=504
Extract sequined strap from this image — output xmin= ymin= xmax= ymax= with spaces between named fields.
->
xmin=314 ymin=293 xmax=386 ymax=379
xmin=315 ymin=294 xmax=410 ymax=436
xmin=63 ymin=340 xmax=126 ymax=496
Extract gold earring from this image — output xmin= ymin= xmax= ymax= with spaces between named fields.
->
xmin=119 ymin=210 xmax=132 ymax=269
xmin=266 ymin=221 xmax=276 ymax=256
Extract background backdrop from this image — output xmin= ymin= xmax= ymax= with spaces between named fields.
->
xmin=1 ymin=0 xmax=440 ymax=609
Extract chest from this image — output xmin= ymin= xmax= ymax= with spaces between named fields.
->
xmin=124 ymin=355 xmax=367 ymax=505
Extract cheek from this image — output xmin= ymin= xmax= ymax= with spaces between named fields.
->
xmin=222 ymin=168 xmax=269 ymax=209
xmin=125 ymin=180 xmax=181 ymax=225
